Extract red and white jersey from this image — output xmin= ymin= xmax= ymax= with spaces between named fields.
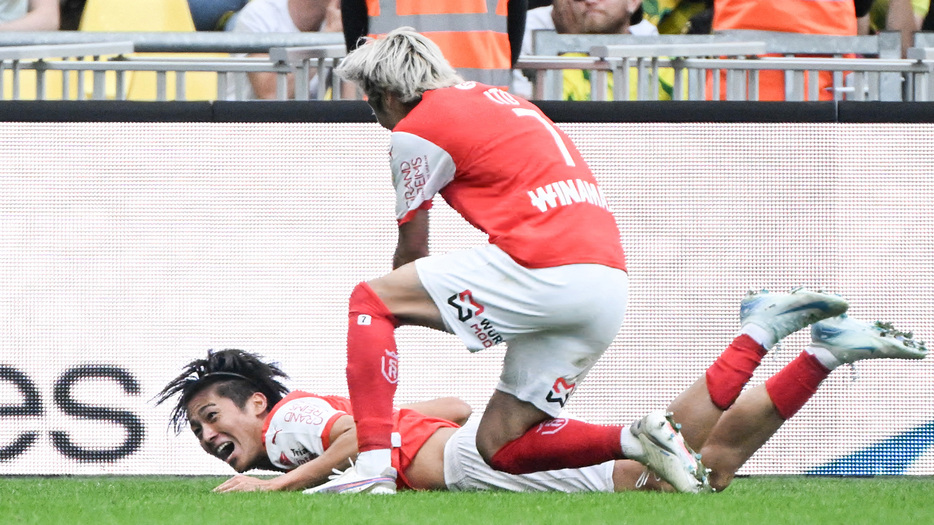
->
xmin=391 ymin=82 xmax=626 ymax=271
xmin=262 ymin=392 xmax=347 ymax=471
xmin=262 ymin=391 xmax=458 ymax=489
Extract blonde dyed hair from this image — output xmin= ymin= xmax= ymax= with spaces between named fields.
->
xmin=335 ymin=27 xmax=463 ymax=104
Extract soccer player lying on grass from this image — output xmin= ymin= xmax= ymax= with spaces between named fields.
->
xmin=156 ymin=289 xmax=926 ymax=494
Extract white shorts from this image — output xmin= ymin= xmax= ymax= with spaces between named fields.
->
xmin=443 ymin=418 xmax=615 ymax=493
xmin=415 ymin=244 xmax=628 ymax=417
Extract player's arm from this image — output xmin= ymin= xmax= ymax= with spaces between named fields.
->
xmin=393 ymin=208 xmax=429 ymax=269
xmin=400 ymin=397 xmax=472 ymax=426
xmin=389 ymin=131 xmax=455 ymax=269
xmin=263 ymin=415 xmax=359 ymax=491
xmin=214 ymin=415 xmax=359 ymax=492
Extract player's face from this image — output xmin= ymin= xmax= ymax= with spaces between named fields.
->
xmin=552 ymin=0 xmax=636 ymax=34
xmin=186 ymin=388 xmax=268 ymax=473
xmin=367 ymin=93 xmax=408 ymax=130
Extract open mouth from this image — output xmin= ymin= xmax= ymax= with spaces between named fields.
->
xmin=215 ymin=442 xmax=235 ymax=462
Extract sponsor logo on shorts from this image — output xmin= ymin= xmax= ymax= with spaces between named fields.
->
xmin=470 ymin=318 xmax=503 ymax=348
xmin=381 ymin=349 xmax=399 ymax=384
xmin=448 ymin=291 xmax=504 ymax=348
xmin=545 ymin=377 xmax=576 ymax=407
xmin=447 ymin=290 xmax=484 ymax=322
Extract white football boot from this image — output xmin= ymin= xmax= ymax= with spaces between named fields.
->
xmin=740 ymin=288 xmax=849 ymax=345
xmin=811 ymin=315 xmax=928 ymax=364
xmin=303 ymin=464 xmax=397 ymax=495
xmin=629 ymin=411 xmax=710 ymax=494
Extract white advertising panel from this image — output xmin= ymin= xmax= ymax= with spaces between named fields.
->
xmin=0 ymin=122 xmax=932 ymax=476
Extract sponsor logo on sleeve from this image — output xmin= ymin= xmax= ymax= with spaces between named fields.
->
xmin=279 ymin=446 xmax=314 ymax=469
xmin=283 ymin=403 xmax=326 ymax=425
xmin=400 ymin=156 xmax=429 ymax=205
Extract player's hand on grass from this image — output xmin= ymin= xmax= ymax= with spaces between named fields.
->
xmin=213 ymin=474 xmax=279 ymax=493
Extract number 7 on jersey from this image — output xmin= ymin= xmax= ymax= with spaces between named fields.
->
xmin=512 ymin=108 xmax=576 ymax=168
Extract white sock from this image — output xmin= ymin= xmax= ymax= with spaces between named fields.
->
xmin=741 ymin=323 xmax=775 ymax=350
xmin=620 ymin=426 xmax=645 ymax=460
xmin=355 ymin=449 xmax=392 ymax=477
xmin=806 ymin=345 xmax=842 ymax=370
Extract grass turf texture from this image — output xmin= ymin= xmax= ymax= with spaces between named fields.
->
xmin=2 ymin=476 xmax=932 ymax=525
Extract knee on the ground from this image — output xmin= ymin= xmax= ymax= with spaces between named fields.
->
xmin=708 ymin=469 xmax=735 ymax=493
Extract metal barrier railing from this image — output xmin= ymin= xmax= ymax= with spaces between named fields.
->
xmin=586 ymin=42 xmax=767 ymax=101
xmin=514 ymin=52 xmax=934 ymax=102
xmin=267 ymin=45 xmax=346 ymax=100
xmin=1 ymin=33 xmax=934 ymax=102
xmin=0 ymin=41 xmax=134 ymax=100
xmin=0 ymin=32 xmax=345 ymax=101
xmin=529 ymin=30 xmax=905 ymax=101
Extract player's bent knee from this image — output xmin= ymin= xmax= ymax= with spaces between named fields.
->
xmin=708 ymin=469 xmax=734 ymax=493
xmin=348 ymin=281 xmax=398 ymax=328
xmin=474 ymin=432 xmax=501 ymax=467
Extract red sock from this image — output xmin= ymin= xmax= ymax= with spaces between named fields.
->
xmin=346 ymin=282 xmax=400 ymax=452
xmin=705 ymin=334 xmax=768 ymax=410
xmin=489 ymin=419 xmax=623 ymax=475
xmin=765 ymin=351 xmax=831 ymax=420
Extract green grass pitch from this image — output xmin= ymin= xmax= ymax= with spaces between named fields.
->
xmin=2 ymin=476 xmax=933 ymax=525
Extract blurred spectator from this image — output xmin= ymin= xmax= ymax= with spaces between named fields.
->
xmin=341 ymin=0 xmax=527 ymax=88
xmin=547 ymin=0 xmax=652 ymax=33
xmin=188 ymin=0 xmax=249 ymax=31
xmin=512 ymin=0 xmax=679 ymax=100
xmin=709 ymin=0 xmax=874 ymax=100
xmin=860 ymin=0 xmax=926 ymax=56
xmin=863 ymin=0 xmax=928 ymax=33
xmin=642 ymin=0 xmax=710 ymax=34
xmin=0 ymin=0 xmax=59 ymax=30
xmin=228 ymin=0 xmax=342 ymax=100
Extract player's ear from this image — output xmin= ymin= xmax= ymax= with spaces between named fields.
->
xmin=249 ymin=391 xmax=269 ymax=415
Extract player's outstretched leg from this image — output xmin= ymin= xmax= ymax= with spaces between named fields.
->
xmin=809 ymin=315 xmax=928 ymax=366
xmin=767 ymin=314 xmax=927 ymax=423
xmin=627 ymin=411 xmax=710 ymax=493
xmin=701 ymin=315 xmax=926 ymax=492
xmin=672 ymin=288 xmax=849 ymax=449
xmin=303 ymin=464 xmax=397 ymax=495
